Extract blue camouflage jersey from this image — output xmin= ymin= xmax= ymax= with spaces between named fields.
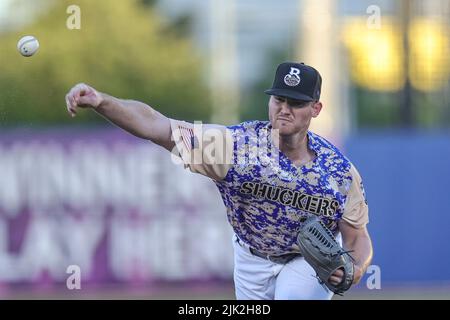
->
xmin=171 ymin=119 xmax=369 ymax=256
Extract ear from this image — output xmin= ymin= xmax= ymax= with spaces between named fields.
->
xmin=311 ymin=101 xmax=322 ymax=118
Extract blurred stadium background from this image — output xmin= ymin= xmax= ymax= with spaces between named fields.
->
xmin=0 ymin=0 xmax=449 ymax=299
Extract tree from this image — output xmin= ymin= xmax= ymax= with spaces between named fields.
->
xmin=0 ymin=0 xmax=211 ymax=126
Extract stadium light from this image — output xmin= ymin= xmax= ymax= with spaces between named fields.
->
xmin=409 ymin=18 xmax=450 ymax=92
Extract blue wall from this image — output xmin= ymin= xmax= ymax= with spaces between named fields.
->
xmin=345 ymin=131 xmax=450 ymax=283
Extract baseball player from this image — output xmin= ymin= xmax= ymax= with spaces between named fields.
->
xmin=65 ymin=62 xmax=373 ymax=300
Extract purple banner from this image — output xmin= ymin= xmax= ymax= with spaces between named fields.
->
xmin=0 ymin=128 xmax=233 ymax=287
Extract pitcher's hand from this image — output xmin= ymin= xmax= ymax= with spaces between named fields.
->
xmin=65 ymin=83 xmax=104 ymax=117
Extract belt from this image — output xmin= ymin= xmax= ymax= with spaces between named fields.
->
xmin=235 ymin=236 xmax=301 ymax=264
xmin=249 ymin=247 xmax=301 ymax=264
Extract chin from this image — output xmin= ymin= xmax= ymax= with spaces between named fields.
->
xmin=270 ymin=119 xmax=297 ymax=135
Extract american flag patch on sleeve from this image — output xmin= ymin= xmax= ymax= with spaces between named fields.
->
xmin=179 ymin=126 xmax=199 ymax=150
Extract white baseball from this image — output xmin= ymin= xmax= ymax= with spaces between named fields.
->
xmin=17 ymin=35 xmax=40 ymax=57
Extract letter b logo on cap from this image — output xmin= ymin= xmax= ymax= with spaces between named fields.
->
xmin=284 ymin=67 xmax=301 ymax=86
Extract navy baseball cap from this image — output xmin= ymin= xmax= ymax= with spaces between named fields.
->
xmin=265 ymin=62 xmax=322 ymax=102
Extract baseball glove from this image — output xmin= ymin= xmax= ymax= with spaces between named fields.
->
xmin=297 ymin=215 xmax=355 ymax=295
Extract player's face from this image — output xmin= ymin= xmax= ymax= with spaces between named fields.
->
xmin=268 ymin=95 xmax=322 ymax=136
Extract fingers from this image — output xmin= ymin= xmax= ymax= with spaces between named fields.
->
xmin=329 ymin=269 xmax=344 ymax=285
xmin=65 ymin=93 xmax=77 ymax=117
xmin=74 ymin=83 xmax=89 ymax=100
xmin=329 ymin=275 xmax=343 ymax=285
xmin=72 ymin=83 xmax=88 ymax=104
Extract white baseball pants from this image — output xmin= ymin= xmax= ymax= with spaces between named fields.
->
xmin=232 ymin=234 xmax=334 ymax=300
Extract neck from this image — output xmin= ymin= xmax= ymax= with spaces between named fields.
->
xmin=272 ymin=129 xmax=311 ymax=163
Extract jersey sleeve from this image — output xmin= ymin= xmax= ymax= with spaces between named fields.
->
xmin=170 ymin=119 xmax=234 ymax=181
xmin=341 ymin=164 xmax=369 ymax=228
